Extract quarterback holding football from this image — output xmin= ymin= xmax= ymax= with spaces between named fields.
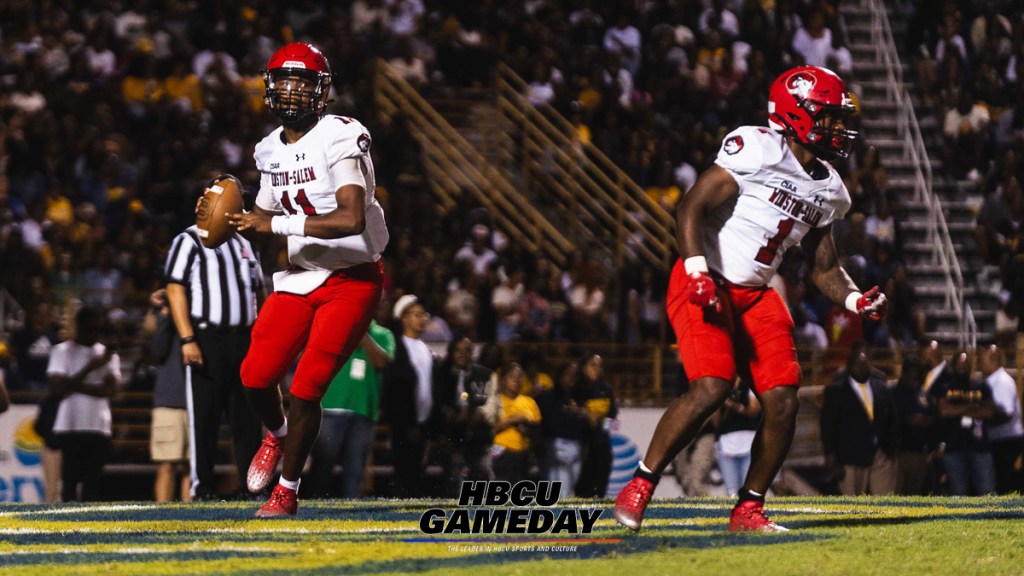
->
xmin=226 ymin=42 xmax=388 ymax=517
xmin=614 ymin=65 xmax=887 ymax=532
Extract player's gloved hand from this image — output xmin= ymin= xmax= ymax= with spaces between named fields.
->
xmin=684 ymin=257 xmax=720 ymax=312
xmin=848 ymin=286 xmax=888 ymax=320
xmin=687 ymin=272 xmax=720 ymax=311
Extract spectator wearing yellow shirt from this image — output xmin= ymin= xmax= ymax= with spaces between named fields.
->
xmin=644 ymin=162 xmax=682 ymax=212
xmin=163 ymin=59 xmax=203 ymax=111
xmin=122 ymin=55 xmax=164 ymax=108
xmin=492 ymin=362 xmax=541 ymax=483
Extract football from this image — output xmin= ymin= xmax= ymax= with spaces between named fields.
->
xmin=195 ymin=174 xmax=244 ymax=249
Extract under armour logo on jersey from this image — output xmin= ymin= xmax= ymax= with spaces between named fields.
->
xmin=296 ymin=153 xmax=306 ymax=161
xmin=812 ymin=195 xmax=825 ymax=206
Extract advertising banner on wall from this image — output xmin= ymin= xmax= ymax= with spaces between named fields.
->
xmin=0 ymin=404 xmax=46 ymax=503
xmin=608 ymin=407 xmax=683 ymax=499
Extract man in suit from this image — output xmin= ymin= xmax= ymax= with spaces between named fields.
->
xmin=820 ymin=341 xmax=900 ymax=495
xmin=433 ymin=336 xmax=496 ymax=495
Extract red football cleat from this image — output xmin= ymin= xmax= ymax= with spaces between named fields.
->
xmin=255 ymin=484 xmax=298 ymax=518
xmin=612 ymin=477 xmax=656 ymax=531
xmin=247 ymin=433 xmax=284 ymax=493
xmin=729 ymin=500 xmax=789 ymax=532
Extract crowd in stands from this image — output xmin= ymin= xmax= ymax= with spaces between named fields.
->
xmin=911 ymin=1 xmax=1024 ymax=343
xmin=0 ymin=1 xmax=946 ymax=499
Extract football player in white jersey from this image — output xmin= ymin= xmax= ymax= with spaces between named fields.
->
xmin=614 ymin=66 xmax=888 ymax=532
xmin=225 ymin=42 xmax=389 ymax=517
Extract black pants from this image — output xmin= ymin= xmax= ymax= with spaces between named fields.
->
xmin=57 ymin=432 xmax=110 ymax=502
xmin=388 ymin=421 xmax=426 ymax=498
xmin=492 ymin=448 xmax=529 ymax=484
xmin=991 ymin=437 xmax=1024 ymax=494
xmin=188 ymin=328 xmax=262 ymax=497
xmin=576 ymin=432 xmax=612 ymax=498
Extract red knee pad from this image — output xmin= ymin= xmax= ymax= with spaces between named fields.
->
xmin=749 ymin=333 xmax=801 ymax=393
xmin=288 ymin=345 xmax=347 ymax=401
xmin=240 ymin=352 xmax=287 ymax=391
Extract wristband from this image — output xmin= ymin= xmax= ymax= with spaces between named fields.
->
xmin=845 ymin=292 xmax=862 ymax=313
xmin=180 ymin=335 xmax=197 ymax=345
xmin=270 ymin=214 xmax=307 ymax=237
xmin=684 ymin=256 xmax=709 ymax=275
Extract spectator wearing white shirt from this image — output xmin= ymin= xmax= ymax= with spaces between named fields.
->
xmin=454 ymin=224 xmax=498 ymax=281
xmin=603 ymin=12 xmax=642 ymax=78
xmin=389 ymin=37 xmax=429 ymax=88
xmin=46 ymin=306 xmax=121 ymax=502
xmin=943 ymin=92 xmax=990 ymax=181
xmin=527 ymin=63 xmax=559 ymax=106
xmin=698 ymin=0 xmax=740 ymax=40
xmin=865 ymin=195 xmax=898 ymax=250
xmin=492 ymin=266 xmax=525 ymax=343
xmin=351 ymin=0 xmax=391 ymax=36
xmin=381 ymin=295 xmax=435 ymax=497
xmin=387 ymin=0 xmax=424 ymax=38
xmin=979 ymin=345 xmax=1024 ymax=494
xmin=85 ymin=34 xmax=117 ymax=79
xmin=791 ymin=10 xmax=833 ymax=68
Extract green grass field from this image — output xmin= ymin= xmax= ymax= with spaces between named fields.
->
xmin=0 ymin=496 xmax=1021 ymax=575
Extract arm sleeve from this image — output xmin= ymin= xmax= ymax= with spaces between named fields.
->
xmin=106 ymin=353 xmax=123 ymax=385
xmin=46 ymin=345 xmax=67 ymax=377
xmin=329 ymin=157 xmax=367 ymax=190
xmin=714 ymin=127 xmax=767 ymax=182
xmin=480 ymin=374 xmax=502 ymax=425
xmin=164 ymin=232 xmax=198 ymax=284
xmin=990 ymin=377 xmax=1015 ymax=416
xmin=255 ymin=171 xmax=281 ymax=212
xmin=375 ymin=328 xmax=397 ymax=359
xmin=326 ymin=119 xmax=372 ymax=167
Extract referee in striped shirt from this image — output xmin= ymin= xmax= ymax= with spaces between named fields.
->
xmin=164 ymin=211 xmax=265 ymax=500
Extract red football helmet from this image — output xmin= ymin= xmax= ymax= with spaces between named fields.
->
xmin=767 ymin=65 xmax=858 ymax=159
xmin=263 ymin=42 xmax=332 ymax=125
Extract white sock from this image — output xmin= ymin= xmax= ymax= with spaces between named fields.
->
xmin=270 ymin=420 xmax=288 ymax=439
xmin=278 ymin=477 xmax=300 ymax=492
xmin=638 ymin=461 xmax=654 ymax=474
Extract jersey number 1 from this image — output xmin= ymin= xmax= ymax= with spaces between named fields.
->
xmin=755 ymin=218 xmax=794 ymax=265
xmin=281 ymin=189 xmax=317 ymax=216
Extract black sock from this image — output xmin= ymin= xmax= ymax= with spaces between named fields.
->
xmin=634 ymin=466 xmax=660 ymax=484
xmin=737 ymin=488 xmax=764 ymax=505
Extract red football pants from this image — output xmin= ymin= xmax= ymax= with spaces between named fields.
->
xmin=666 ymin=259 xmax=800 ymax=393
xmin=241 ymin=261 xmax=383 ymax=401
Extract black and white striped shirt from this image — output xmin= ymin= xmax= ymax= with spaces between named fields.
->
xmin=164 ymin=226 xmax=263 ymax=328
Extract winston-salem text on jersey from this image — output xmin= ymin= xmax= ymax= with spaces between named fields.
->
xmin=419 ymin=481 xmax=603 ymax=534
xmin=767 ymin=188 xmax=823 ymax=226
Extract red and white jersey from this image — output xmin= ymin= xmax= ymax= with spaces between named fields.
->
xmin=704 ymin=125 xmax=851 ymax=286
xmin=254 ymin=114 xmax=389 ymax=294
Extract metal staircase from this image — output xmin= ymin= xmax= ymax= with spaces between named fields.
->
xmin=374 ymin=60 xmax=573 ymax=267
xmin=841 ymin=0 xmax=983 ymax=348
xmin=382 ymin=61 xmax=676 ymax=271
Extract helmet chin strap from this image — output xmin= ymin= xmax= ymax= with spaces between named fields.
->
xmin=282 ymin=112 xmax=319 ymax=132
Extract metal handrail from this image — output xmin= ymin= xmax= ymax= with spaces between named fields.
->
xmin=374 ymin=60 xmax=572 ymax=266
xmin=866 ymin=0 xmax=975 ymax=348
xmin=494 ymin=63 xmax=675 ymax=269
